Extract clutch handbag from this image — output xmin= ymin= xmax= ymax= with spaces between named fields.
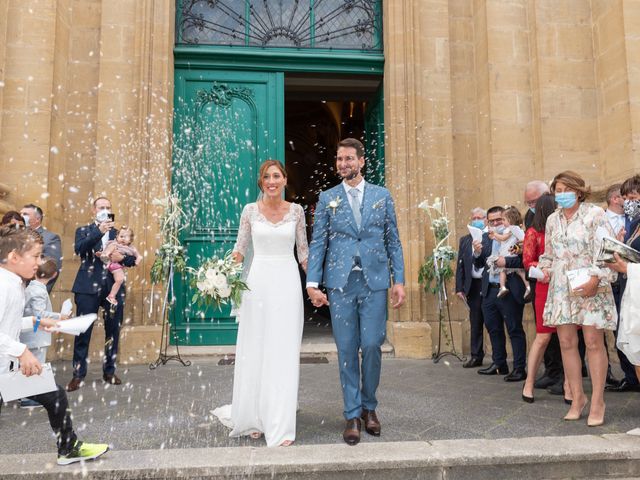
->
xmin=597 ymin=237 xmax=640 ymax=264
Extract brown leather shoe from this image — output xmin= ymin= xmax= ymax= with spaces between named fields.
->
xmin=103 ymin=374 xmax=122 ymax=385
xmin=361 ymin=409 xmax=381 ymax=436
xmin=66 ymin=378 xmax=83 ymax=392
xmin=343 ymin=418 xmax=361 ymax=446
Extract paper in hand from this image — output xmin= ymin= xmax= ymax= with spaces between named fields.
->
xmin=53 ymin=314 xmax=97 ymax=336
xmin=60 ymin=299 xmax=73 ymax=316
xmin=467 ymin=225 xmax=483 ymax=243
xmin=0 ymin=363 xmax=57 ymax=402
xmin=528 ymin=266 xmax=545 ymax=280
xmin=567 ymin=268 xmax=592 ymax=292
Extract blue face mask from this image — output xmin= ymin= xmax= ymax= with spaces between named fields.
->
xmin=470 ymin=220 xmax=485 ymax=230
xmin=555 ymin=191 xmax=577 ymax=209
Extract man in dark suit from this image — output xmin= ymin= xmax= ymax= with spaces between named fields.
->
xmin=66 ymin=197 xmax=137 ymax=392
xmin=20 ymin=204 xmax=62 ymax=293
xmin=472 ymin=206 xmax=527 ymax=381
xmin=606 ymin=179 xmax=640 ymax=393
xmin=523 ymin=182 xmax=564 ymax=392
xmin=455 ymin=207 xmax=487 ymax=368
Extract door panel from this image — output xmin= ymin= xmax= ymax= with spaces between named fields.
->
xmin=364 ymin=83 xmax=385 ymax=186
xmin=172 ymin=70 xmax=284 ymax=345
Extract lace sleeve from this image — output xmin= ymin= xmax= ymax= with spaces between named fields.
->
xmin=522 ymin=228 xmax=539 ymax=270
xmin=294 ymin=204 xmax=309 ymax=263
xmin=233 ymin=204 xmax=252 ymax=256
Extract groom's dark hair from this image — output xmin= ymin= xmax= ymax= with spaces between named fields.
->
xmin=338 ymin=138 xmax=365 ymax=159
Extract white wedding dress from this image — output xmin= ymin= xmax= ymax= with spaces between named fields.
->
xmin=212 ymin=202 xmax=308 ymax=447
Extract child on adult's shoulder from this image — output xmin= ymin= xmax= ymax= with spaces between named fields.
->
xmin=0 ymin=225 xmax=109 ymax=465
xmin=489 ymin=206 xmax=531 ymax=300
xmin=19 ymin=257 xmax=69 ymax=409
xmin=100 ymin=226 xmax=141 ymax=310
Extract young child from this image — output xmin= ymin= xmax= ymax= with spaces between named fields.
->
xmin=100 ymin=226 xmax=141 ymax=309
xmin=490 ymin=206 xmax=531 ymax=299
xmin=0 ymin=226 xmax=108 ymax=465
xmin=18 ymin=257 xmax=62 ymax=409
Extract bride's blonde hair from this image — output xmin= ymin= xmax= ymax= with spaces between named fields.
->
xmin=257 ymin=159 xmax=287 ymax=192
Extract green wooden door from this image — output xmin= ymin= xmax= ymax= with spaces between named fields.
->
xmin=364 ymin=83 xmax=385 ymax=186
xmin=172 ymin=70 xmax=284 ymax=345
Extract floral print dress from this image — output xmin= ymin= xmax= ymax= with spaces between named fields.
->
xmin=538 ymin=203 xmax=618 ymax=330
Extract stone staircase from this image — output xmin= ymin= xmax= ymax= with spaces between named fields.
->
xmin=3 ymin=434 xmax=639 ymax=479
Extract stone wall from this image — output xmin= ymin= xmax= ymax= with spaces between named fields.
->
xmin=1 ymin=0 xmax=639 ymax=361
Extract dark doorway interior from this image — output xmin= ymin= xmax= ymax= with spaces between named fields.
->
xmin=283 ymin=73 xmax=382 ymax=335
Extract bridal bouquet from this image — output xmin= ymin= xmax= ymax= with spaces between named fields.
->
xmin=189 ymin=252 xmax=248 ymax=310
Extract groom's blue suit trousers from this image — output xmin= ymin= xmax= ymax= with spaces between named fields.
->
xmin=328 ymin=270 xmax=387 ymax=420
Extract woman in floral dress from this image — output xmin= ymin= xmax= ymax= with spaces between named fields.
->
xmin=538 ymin=171 xmax=617 ymax=427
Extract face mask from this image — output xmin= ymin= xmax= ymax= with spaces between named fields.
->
xmin=555 ymin=192 xmax=577 ymax=209
xmin=21 ymin=215 xmax=30 ymax=227
xmin=492 ymin=225 xmax=505 ymax=234
xmin=470 ymin=220 xmax=485 ymax=230
xmin=96 ymin=210 xmax=111 ymax=223
xmin=624 ymin=199 xmax=640 ymax=220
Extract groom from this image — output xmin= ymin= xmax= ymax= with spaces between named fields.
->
xmin=307 ymin=138 xmax=406 ymax=446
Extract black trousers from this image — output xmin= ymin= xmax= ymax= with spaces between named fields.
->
xmin=482 ymin=285 xmax=526 ymax=370
xmin=468 ymin=279 xmax=485 ymax=360
xmin=1 ymin=384 xmax=77 ymax=455
xmin=73 ymin=286 xmax=125 ymax=379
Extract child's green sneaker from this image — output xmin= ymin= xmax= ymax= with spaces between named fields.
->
xmin=57 ymin=440 xmax=109 ymax=465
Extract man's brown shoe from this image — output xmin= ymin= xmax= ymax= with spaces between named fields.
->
xmin=361 ymin=409 xmax=381 ymax=436
xmin=103 ymin=374 xmax=122 ymax=385
xmin=343 ymin=418 xmax=361 ymax=446
xmin=66 ymin=378 xmax=83 ymax=392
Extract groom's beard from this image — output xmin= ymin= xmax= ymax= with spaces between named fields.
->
xmin=340 ymin=169 xmax=361 ymax=181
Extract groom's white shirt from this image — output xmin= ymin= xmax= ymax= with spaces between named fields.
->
xmin=306 ymin=179 xmax=365 ymax=289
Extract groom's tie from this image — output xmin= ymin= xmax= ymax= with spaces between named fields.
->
xmin=348 ymin=188 xmax=362 ymax=230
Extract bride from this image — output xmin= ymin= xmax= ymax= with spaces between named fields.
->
xmin=213 ymin=159 xmax=308 ymax=447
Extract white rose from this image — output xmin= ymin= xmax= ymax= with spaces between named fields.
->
xmin=204 ymin=277 xmax=216 ymax=291
xmin=205 ymin=268 xmax=218 ymax=280
xmin=218 ymin=285 xmax=232 ymax=298
xmin=211 ymin=273 xmax=228 ymax=289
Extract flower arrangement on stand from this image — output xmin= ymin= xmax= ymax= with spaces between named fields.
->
xmin=417 ymin=197 xmax=463 ymax=363
xmin=149 ymin=193 xmax=190 ymax=369
xmin=188 ymin=252 xmax=248 ymax=311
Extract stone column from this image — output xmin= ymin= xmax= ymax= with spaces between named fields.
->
xmin=384 ymin=0 xmax=458 ymax=358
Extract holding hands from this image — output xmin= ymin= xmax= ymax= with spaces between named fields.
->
xmin=307 ymin=287 xmax=329 ymax=308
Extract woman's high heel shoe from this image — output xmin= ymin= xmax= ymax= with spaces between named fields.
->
xmin=564 ymin=399 xmax=587 ymax=421
xmin=587 ymin=404 xmax=605 ymax=427
xmin=564 ymin=397 xmax=572 ymax=405
xmin=522 ymin=387 xmax=534 ymax=403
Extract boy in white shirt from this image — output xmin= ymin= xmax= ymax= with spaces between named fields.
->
xmin=19 ymin=257 xmax=62 ymax=409
xmin=0 ymin=226 xmax=109 ymax=465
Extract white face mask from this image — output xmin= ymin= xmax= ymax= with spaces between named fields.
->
xmin=96 ymin=210 xmax=111 ymax=223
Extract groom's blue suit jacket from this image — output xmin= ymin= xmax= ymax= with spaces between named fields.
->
xmin=307 ymin=182 xmax=405 ymax=291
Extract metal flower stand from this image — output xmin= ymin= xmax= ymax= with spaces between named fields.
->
xmin=149 ymin=263 xmax=191 ymax=369
xmin=432 ymin=260 xmax=465 ymax=364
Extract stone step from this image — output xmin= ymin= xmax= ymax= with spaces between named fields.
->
xmin=171 ymin=340 xmax=395 ymax=360
xmin=3 ymin=434 xmax=639 ymax=479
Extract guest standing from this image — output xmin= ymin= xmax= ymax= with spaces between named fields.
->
xmin=455 ymin=207 xmax=487 ymax=368
xmin=539 ymin=171 xmax=618 ymax=426
xmin=521 ymin=194 xmax=567 ymax=402
xmin=20 ymin=204 xmax=62 ymax=292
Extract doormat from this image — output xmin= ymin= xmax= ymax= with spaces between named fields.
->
xmin=218 ymin=356 xmax=329 ymax=366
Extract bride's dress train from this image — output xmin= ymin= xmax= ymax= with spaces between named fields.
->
xmin=212 ymin=202 xmax=308 ymax=447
